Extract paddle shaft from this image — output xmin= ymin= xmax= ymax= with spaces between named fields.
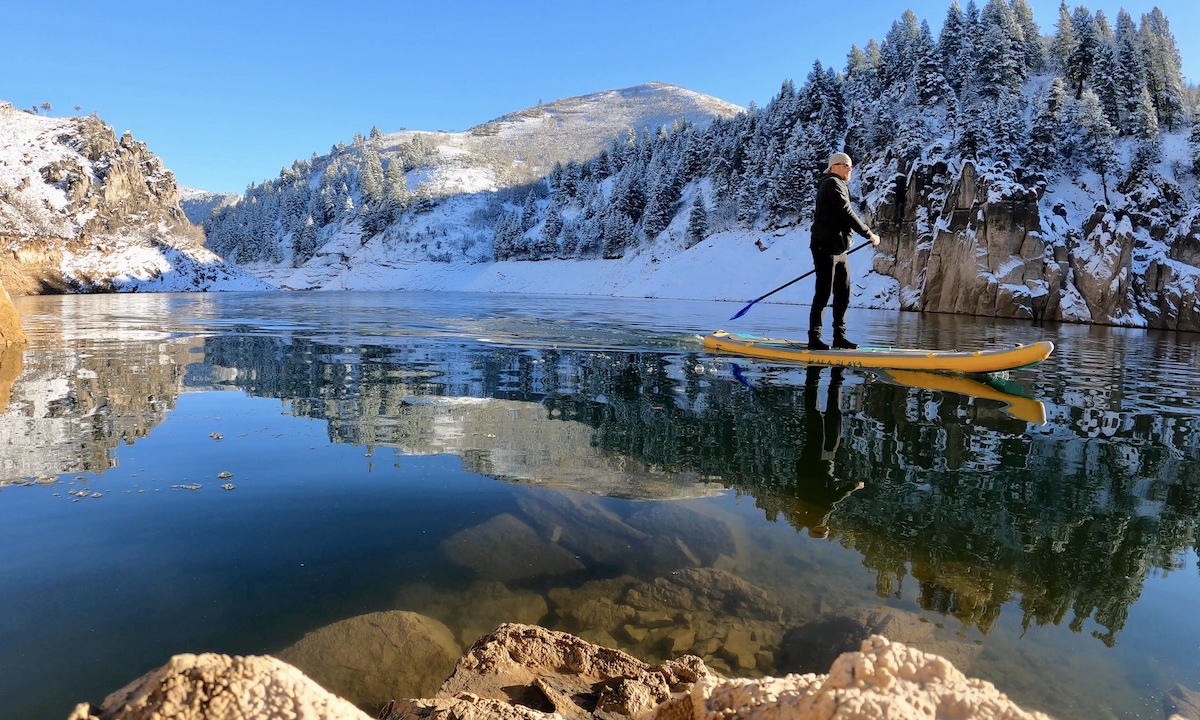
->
xmin=727 ymin=241 xmax=872 ymax=321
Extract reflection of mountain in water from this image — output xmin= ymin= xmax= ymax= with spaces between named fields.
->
xmin=5 ymin=326 xmax=1198 ymax=648
xmin=0 ymin=338 xmax=196 ymax=485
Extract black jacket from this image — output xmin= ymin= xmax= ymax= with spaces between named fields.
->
xmin=810 ymin=172 xmax=871 ymax=255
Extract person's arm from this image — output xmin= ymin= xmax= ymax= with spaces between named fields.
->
xmin=832 ymin=180 xmax=873 ymax=239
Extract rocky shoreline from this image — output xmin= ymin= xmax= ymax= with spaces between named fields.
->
xmin=68 ymin=623 xmax=1062 ymax=720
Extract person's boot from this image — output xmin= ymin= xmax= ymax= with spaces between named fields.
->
xmin=808 ymin=330 xmax=829 ymax=351
xmin=832 ymin=334 xmax=859 ymax=350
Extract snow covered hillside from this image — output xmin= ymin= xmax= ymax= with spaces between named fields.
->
xmin=179 ymin=186 xmax=240 ymax=225
xmin=207 ymin=5 xmax=1200 ymax=331
xmin=0 ymin=102 xmax=272 ymax=294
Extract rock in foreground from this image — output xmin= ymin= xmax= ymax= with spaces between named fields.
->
xmin=66 ymin=653 xmax=371 ymax=720
xmin=68 ymin=625 xmax=1058 ymax=720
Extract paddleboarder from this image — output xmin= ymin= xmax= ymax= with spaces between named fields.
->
xmin=809 ymin=152 xmax=880 ymax=350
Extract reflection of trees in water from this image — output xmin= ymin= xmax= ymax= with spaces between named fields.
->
xmin=198 ymin=335 xmax=1200 ymax=644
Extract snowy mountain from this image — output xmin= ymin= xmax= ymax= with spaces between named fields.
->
xmin=0 ymin=102 xmax=272 ymax=294
xmin=179 ymin=186 xmax=240 ymax=225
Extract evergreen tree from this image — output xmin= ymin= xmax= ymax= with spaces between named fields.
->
xmin=557 ymin=221 xmax=580 ymax=258
xmin=1010 ymin=0 xmax=1045 ymax=73
xmin=1131 ymin=85 xmax=1160 ymax=142
xmin=1114 ymin=10 xmax=1148 ymax=135
xmin=1050 ymin=0 xmax=1077 ymax=71
xmin=520 ymin=190 xmax=539 ymax=233
xmin=914 ymin=20 xmax=950 ymax=105
xmin=686 ymin=193 xmax=709 ymax=247
xmin=1140 ymin=8 xmax=1185 ymax=131
xmin=1188 ymin=122 xmax=1200 ymax=176
xmin=1071 ymin=89 xmax=1118 ymax=198
xmin=938 ymin=1 xmax=970 ymax=92
xmin=1028 ymin=77 xmax=1069 ymax=167
xmin=768 ymin=146 xmax=817 ymax=222
xmin=492 ymin=211 xmax=521 ymax=261
xmin=1092 ymin=36 xmax=1121 ymax=129
xmin=1065 ymin=6 xmax=1100 ymax=99
xmin=541 ymin=200 xmax=563 ymax=252
xmin=384 ymin=159 xmax=408 ymax=219
xmin=976 ymin=0 xmax=1024 ymax=98
xmin=360 ymin=145 xmax=384 ymax=209
xmin=952 ymin=89 xmax=987 ymax=159
xmin=292 ymin=215 xmax=319 ymax=267
xmin=985 ymin=92 xmax=1027 ymax=166
xmin=602 ymin=210 xmax=636 ymax=259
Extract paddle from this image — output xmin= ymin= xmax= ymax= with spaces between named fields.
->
xmin=726 ymin=241 xmax=872 ymax=322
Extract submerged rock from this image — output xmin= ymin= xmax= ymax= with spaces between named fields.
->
xmin=395 ymin=580 xmax=550 ymax=648
xmin=547 ymin=569 xmax=785 ymax=672
xmin=1166 ymin=683 xmax=1200 ymax=720
xmin=441 ymin=512 xmax=585 ymax=581
xmin=777 ymin=605 xmax=982 ymax=676
xmin=277 ymin=610 xmax=460 ymax=713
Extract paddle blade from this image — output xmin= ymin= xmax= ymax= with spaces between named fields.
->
xmin=728 ymin=300 xmax=756 ymax=322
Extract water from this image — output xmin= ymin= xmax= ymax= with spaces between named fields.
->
xmin=1 ymin=291 xmax=1197 ymax=720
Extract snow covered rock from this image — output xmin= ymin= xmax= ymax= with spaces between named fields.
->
xmin=0 ymin=102 xmax=272 ymax=294
xmin=874 ymin=157 xmax=1200 ymax=330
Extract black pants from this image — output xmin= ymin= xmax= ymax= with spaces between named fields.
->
xmin=808 ymin=250 xmax=850 ymax=339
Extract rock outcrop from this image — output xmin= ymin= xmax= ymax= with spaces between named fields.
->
xmin=68 ymin=627 xmax=1059 ymax=720
xmin=384 ymin=623 xmax=711 ymax=720
xmin=0 ymin=102 xmax=270 ymax=293
xmin=872 ymin=157 xmax=1200 ymax=330
xmin=649 ymin=634 xmax=1052 ymax=720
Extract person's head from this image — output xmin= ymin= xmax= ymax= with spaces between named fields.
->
xmin=828 ymin=152 xmax=853 ymax=180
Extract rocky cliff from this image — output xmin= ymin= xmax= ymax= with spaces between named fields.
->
xmin=0 ymin=102 xmax=270 ymax=294
xmin=870 ymin=156 xmax=1200 ymax=330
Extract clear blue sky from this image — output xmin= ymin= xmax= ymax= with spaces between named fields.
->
xmin=3 ymin=1 xmax=1197 ymax=194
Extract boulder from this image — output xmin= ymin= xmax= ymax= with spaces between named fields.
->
xmin=649 ymin=634 xmax=1054 ymax=720
xmin=1166 ymin=683 xmax=1200 ymax=720
xmin=777 ymin=606 xmax=981 ymax=676
xmin=65 ymin=653 xmax=370 ymax=720
xmin=441 ymin=512 xmax=585 ymax=581
xmin=276 ymin=610 xmax=460 ymax=714
xmin=395 ymin=580 xmax=550 ymax=647
xmin=384 ymin=623 xmax=710 ymax=720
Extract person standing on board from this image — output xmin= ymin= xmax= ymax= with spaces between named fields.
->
xmin=808 ymin=152 xmax=880 ymax=350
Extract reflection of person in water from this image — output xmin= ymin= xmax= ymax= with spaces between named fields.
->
xmin=792 ymin=366 xmax=864 ymax=539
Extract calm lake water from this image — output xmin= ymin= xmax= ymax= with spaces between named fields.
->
xmin=1 ymin=291 xmax=1197 ymax=720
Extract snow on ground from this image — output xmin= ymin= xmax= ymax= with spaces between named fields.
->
xmin=0 ymin=104 xmax=82 ymax=236
xmin=268 ymin=218 xmax=896 ymax=317
xmin=58 ymin=232 xmax=275 ymax=292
